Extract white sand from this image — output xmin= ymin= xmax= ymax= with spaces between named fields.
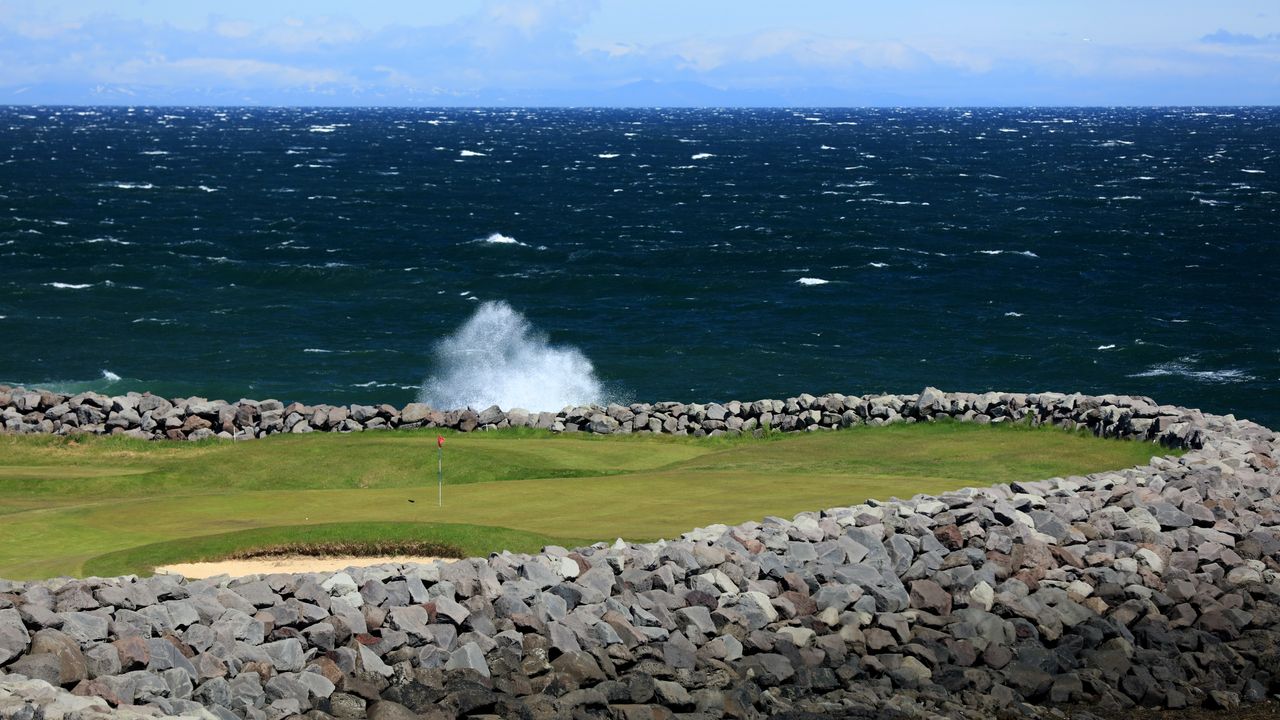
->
xmin=156 ymin=555 xmax=451 ymax=579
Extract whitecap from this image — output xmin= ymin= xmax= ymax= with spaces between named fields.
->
xmin=101 ymin=370 xmax=121 ymax=382
xmin=867 ymin=262 xmax=889 ymax=268
xmin=977 ymin=250 xmax=1039 ymax=258
xmin=819 ymin=145 xmax=836 ymax=150
xmin=479 ymin=232 xmax=527 ymax=247
xmin=597 ymin=153 xmax=620 ymax=159
xmin=796 ymin=277 xmax=829 ymax=286
xmin=1096 ymin=344 xmax=1117 ymax=350
xmin=1004 ymin=311 xmax=1024 ymax=317
xmin=107 ymin=182 xmax=154 ymax=190
xmin=1242 ymin=169 xmax=1265 ymax=174
xmin=459 ymin=150 xmax=486 ymax=157
xmin=690 ymin=153 xmax=714 ymax=160
xmin=1129 ymin=362 xmax=1255 ymax=383
xmin=303 ymin=348 xmax=333 ymax=353
xmin=197 ymin=185 xmax=219 ymax=192
xmin=140 ymin=150 xmax=169 ymax=156
xmin=47 ymin=282 xmax=92 ymax=290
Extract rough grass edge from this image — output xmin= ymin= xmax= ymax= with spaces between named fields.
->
xmin=81 ymin=521 xmax=591 ymax=579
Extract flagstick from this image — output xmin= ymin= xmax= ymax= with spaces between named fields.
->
xmin=437 ymin=443 xmax=443 ymax=507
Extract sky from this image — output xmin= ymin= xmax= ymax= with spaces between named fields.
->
xmin=1 ymin=0 xmax=1277 ymax=106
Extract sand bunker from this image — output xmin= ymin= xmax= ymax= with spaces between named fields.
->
xmin=157 ymin=555 xmax=451 ymax=579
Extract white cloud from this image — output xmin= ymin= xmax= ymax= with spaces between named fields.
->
xmin=107 ymin=57 xmax=348 ymax=87
xmin=0 ymin=0 xmax=1275 ymax=104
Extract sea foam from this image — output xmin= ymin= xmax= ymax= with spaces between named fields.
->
xmin=1130 ymin=362 xmax=1255 ymax=383
xmin=480 ymin=233 xmax=525 ymax=246
xmin=418 ymin=301 xmax=606 ymax=412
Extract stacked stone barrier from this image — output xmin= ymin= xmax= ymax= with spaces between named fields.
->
xmin=0 ymin=385 xmax=1213 ymax=448
xmin=0 ymin=387 xmax=1277 ymax=720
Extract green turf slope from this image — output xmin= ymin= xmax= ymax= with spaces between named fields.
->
xmin=0 ymin=422 xmax=1171 ymax=579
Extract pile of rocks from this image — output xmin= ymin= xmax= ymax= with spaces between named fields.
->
xmin=0 ymin=389 xmax=1277 ymax=720
xmin=0 ymin=384 xmax=1211 ymax=447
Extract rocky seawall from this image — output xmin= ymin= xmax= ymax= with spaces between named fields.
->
xmin=0 ymin=385 xmax=1213 ymax=446
xmin=0 ymin=389 xmax=1277 ymax=720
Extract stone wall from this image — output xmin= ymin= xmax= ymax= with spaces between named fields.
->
xmin=0 ymin=389 xmax=1277 ymax=719
xmin=0 ymin=385 xmax=1211 ymax=448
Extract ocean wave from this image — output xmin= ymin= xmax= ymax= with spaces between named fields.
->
xmin=1096 ymin=344 xmax=1117 ymax=351
xmin=101 ymin=370 xmax=121 ymax=382
xmin=104 ymin=182 xmax=155 ymax=190
xmin=418 ymin=300 xmax=609 ymax=411
xmin=353 ymin=381 xmax=417 ymax=390
xmin=478 ymin=232 xmax=526 ymax=246
xmin=597 ymin=153 xmax=620 ymax=159
xmin=796 ymin=277 xmax=830 ymax=286
xmin=1129 ymin=362 xmax=1256 ymax=384
xmin=47 ymin=282 xmax=93 ymax=290
xmin=459 ymin=150 xmax=487 ymax=157
xmin=977 ymin=250 xmax=1039 ymax=258
xmin=690 ymin=153 xmax=714 ymax=160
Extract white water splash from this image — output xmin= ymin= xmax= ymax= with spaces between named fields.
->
xmin=101 ymin=369 xmax=121 ymax=382
xmin=479 ymin=232 xmax=525 ymax=246
xmin=418 ymin=301 xmax=606 ymax=411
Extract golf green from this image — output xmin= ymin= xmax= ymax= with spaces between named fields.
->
xmin=0 ymin=422 xmax=1170 ymax=580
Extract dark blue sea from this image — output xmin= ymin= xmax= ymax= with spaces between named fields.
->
xmin=1 ymin=107 xmax=1276 ymax=427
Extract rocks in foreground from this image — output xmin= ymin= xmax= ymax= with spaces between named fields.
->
xmin=0 ymin=389 xmax=1276 ymax=719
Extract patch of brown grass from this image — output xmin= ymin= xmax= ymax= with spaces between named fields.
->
xmin=227 ymin=541 xmax=464 ymax=560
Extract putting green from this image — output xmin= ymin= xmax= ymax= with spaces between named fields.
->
xmin=0 ymin=422 xmax=1171 ymax=579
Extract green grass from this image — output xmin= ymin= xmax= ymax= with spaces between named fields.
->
xmin=0 ymin=421 xmax=1173 ymax=580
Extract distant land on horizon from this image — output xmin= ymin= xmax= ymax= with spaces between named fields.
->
xmin=8 ymin=78 xmax=1277 ymax=108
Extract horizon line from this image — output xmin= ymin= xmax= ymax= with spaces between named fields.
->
xmin=4 ymin=103 xmax=1278 ymax=110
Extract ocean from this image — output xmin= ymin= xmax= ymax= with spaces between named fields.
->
xmin=0 ymin=106 xmax=1276 ymax=427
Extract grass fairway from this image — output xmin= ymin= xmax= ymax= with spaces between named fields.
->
xmin=0 ymin=422 xmax=1172 ymax=580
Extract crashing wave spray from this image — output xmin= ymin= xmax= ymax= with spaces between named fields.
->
xmin=418 ymin=301 xmax=606 ymax=412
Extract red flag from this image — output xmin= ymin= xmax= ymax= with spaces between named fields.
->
xmin=437 ymin=435 xmax=445 ymax=448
